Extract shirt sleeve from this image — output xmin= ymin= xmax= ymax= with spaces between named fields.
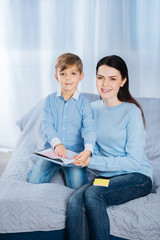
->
xmin=89 ymin=108 xmax=146 ymax=172
xmin=81 ymin=101 xmax=96 ymax=153
xmin=93 ymin=142 xmax=100 ymax=155
xmin=41 ymin=96 xmax=61 ymax=147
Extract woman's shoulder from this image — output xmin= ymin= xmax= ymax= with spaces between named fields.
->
xmin=91 ymin=99 xmax=103 ymax=109
xmin=125 ymin=102 xmax=141 ymax=114
xmin=91 ymin=100 xmax=140 ymax=111
xmin=91 ymin=100 xmax=141 ymax=117
xmin=123 ymin=102 xmax=143 ymax=124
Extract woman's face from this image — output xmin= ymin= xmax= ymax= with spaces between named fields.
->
xmin=96 ymin=65 xmax=126 ymax=105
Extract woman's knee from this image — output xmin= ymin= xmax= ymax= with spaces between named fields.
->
xmin=85 ymin=186 xmax=98 ymax=204
xmin=68 ymin=191 xmax=83 ymax=210
xmin=84 ymin=186 xmax=106 ymax=207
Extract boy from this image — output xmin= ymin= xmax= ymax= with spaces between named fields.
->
xmin=28 ymin=53 xmax=96 ymax=189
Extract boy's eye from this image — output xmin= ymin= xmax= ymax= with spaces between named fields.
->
xmin=72 ymin=72 xmax=77 ymax=75
xmin=60 ymin=73 xmax=65 ymax=76
xmin=97 ymin=76 xmax=103 ymax=80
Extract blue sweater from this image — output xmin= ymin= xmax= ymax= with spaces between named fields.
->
xmin=89 ymin=100 xmax=152 ymax=180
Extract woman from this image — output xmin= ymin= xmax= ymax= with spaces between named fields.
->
xmin=66 ymin=55 xmax=152 ymax=240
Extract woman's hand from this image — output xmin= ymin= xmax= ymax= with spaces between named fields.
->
xmin=73 ymin=150 xmax=91 ymax=167
xmin=55 ymin=144 xmax=66 ymax=158
xmin=81 ymin=157 xmax=91 ymax=167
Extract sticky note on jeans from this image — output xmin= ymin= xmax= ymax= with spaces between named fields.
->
xmin=93 ymin=178 xmax=110 ymax=187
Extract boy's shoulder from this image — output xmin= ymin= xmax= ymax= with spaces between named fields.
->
xmin=45 ymin=92 xmax=58 ymax=103
xmin=47 ymin=92 xmax=57 ymax=99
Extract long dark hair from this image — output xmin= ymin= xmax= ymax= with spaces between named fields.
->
xmin=96 ymin=55 xmax=146 ymax=127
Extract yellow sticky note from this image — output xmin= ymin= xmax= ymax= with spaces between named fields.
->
xmin=93 ymin=178 xmax=110 ymax=187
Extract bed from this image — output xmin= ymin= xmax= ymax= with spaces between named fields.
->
xmin=0 ymin=93 xmax=160 ymax=240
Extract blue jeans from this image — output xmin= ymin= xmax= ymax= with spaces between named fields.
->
xmin=28 ymin=158 xmax=88 ymax=189
xmin=66 ymin=173 xmax=152 ymax=240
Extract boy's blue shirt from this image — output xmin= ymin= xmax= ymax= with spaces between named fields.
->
xmin=42 ymin=89 xmax=96 ymax=153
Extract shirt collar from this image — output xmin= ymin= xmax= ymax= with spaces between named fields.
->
xmin=57 ymin=88 xmax=80 ymax=101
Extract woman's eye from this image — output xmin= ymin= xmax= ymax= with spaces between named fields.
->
xmin=111 ymin=78 xmax=116 ymax=81
xmin=97 ymin=76 xmax=103 ymax=80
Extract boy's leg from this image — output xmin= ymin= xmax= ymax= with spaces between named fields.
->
xmin=28 ymin=158 xmax=60 ymax=184
xmin=62 ymin=166 xmax=88 ymax=189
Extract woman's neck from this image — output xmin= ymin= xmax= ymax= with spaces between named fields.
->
xmin=103 ymin=98 xmax=122 ymax=107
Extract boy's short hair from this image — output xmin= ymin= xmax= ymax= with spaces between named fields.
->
xmin=55 ymin=53 xmax=83 ymax=74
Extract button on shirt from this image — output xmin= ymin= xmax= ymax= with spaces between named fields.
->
xmin=42 ymin=90 xmax=96 ymax=153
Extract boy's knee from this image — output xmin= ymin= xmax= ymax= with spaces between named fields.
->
xmin=28 ymin=161 xmax=59 ymax=184
xmin=28 ymin=172 xmax=41 ymax=184
xmin=63 ymin=167 xmax=88 ymax=189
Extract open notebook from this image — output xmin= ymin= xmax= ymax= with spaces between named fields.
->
xmin=33 ymin=147 xmax=77 ymax=166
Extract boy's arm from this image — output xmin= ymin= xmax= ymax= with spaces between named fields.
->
xmin=54 ymin=143 xmax=66 ymax=158
xmin=41 ymin=96 xmax=62 ymax=149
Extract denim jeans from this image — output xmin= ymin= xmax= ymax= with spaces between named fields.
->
xmin=28 ymin=158 xmax=88 ymax=190
xmin=66 ymin=172 xmax=152 ymax=240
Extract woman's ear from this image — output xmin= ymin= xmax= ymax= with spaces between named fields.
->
xmin=121 ymin=77 xmax=127 ymax=87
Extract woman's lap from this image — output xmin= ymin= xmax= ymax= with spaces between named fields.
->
xmin=85 ymin=172 xmax=152 ymax=206
xmin=66 ymin=173 xmax=152 ymax=240
xmin=68 ymin=172 xmax=152 ymax=206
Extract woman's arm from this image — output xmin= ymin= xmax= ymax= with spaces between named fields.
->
xmin=81 ymin=101 xmax=96 ymax=153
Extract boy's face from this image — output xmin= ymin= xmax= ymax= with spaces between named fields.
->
xmin=55 ymin=64 xmax=84 ymax=96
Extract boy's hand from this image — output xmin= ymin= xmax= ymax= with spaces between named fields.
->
xmin=55 ymin=144 xmax=66 ymax=158
xmin=73 ymin=150 xmax=91 ymax=167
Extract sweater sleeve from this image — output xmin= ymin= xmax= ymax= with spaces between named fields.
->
xmin=89 ymin=108 xmax=146 ymax=172
xmin=81 ymin=101 xmax=96 ymax=153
